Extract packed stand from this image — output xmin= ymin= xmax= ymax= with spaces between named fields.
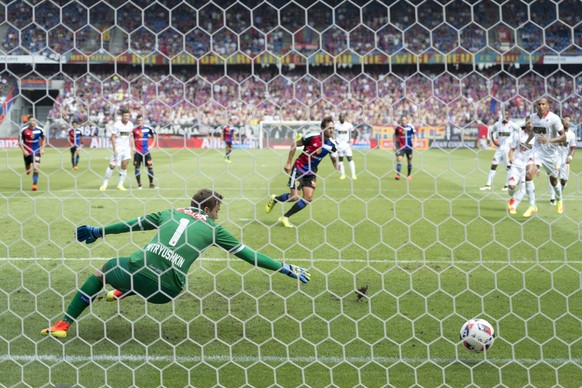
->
xmin=46 ymin=66 xmax=579 ymax=136
xmin=3 ymin=0 xmax=580 ymax=57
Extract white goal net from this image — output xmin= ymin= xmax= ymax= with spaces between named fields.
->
xmin=1 ymin=0 xmax=581 ymax=387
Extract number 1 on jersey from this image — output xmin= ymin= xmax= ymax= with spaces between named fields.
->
xmin=169 ymin=218 xmax=190 ymax=246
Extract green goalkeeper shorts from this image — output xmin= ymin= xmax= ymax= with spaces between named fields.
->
xmin=102 ymin=257 xmax=180 ymax=304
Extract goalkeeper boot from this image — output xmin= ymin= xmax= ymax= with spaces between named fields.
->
xmin=265 ymin=195 xmax=276 ymax=214
xmin=523 ymin=206 xmax=538 ymax=218
xmin=556 ymin=200 xmax=564 ymax=214
xmin=41 ymin=320 xmax=71 ymax=339
xmin=279 ymin=216 xmax=294 ymax=228
xmin=106 ymin=289 xmax=125 ymax=301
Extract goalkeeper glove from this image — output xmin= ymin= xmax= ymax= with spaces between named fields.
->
xmin=281 ymin=263 xmax=311 ymax=284
xmin=76 ymin=225 xmax=102 ymax=244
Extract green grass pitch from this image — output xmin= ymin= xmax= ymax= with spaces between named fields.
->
xmin=1 ymin=146 xmax=581 ymax=387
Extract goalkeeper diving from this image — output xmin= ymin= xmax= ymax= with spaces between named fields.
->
xmin=41 ymin=189 xmax=310 ymax=338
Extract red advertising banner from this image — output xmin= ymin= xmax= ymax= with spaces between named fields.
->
xmin=0 ymin=138 xmax=20 ymax=148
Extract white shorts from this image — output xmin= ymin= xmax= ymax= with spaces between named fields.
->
xmin=109 ymin=148 xmax=132 ymax=166
xmin=558 ymin=163 xmax=570 ymax=181
xmin=492 ymin=143 xmax=510 ymax=166
xmin=336 ymin=142 xmax=353 ymax=158
xmin=506 ymin=164 xmax=526 ymax=187
xmin=533 ymin=150 xmax=561 ymax=178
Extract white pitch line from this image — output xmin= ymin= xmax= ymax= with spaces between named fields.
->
xmin=2 ymin=354 xmax=580 ymax=367
xmin=1 ymin=257 xmax=581 ymax=264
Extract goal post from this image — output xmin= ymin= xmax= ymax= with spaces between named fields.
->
xmin=258 ymin=120 xmax=321 ymax=149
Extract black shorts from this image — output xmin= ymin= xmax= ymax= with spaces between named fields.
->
xmin=23 ymin=153 xmax=41 ymax=166
xmin=395 ymin=149 xmax=413 ymax=158
xmin=70 ymin=146 xmax=79 ymax=154
xmin=225 ymin=141 xmax=233 ymax=147
xmin=134 ymin=152 xmax=153 ymax=168
xmin=287 ymin=166 xmax=317 ymax=190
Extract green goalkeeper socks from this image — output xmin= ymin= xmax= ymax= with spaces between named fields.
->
xmin=63 ymin=275 xmax=103 ymax=324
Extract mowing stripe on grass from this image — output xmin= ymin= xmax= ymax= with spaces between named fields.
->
xmin=2 ymin=354 xmax=581 ymax=366
xmin=1 ymin=257 xmax=581 ymax=264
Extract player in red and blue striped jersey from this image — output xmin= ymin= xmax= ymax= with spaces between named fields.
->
xmin=67 ymin=120 xmax=83 ymax=170
xmin=265 ymin=116 xmax=339 ymax=228
xmin=393 ymin=114 xmax=417 ymax=181
xmin=223 ymin=123 xmax=237 ymax=163
xmin=131 ymin=115 xmax=157 ymax=189
xmin=19 ymin=117 xmax=46 ymax=191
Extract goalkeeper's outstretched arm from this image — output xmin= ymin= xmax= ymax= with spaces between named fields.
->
xmin=234 ymin=245 xmax=311 ymax=284
xmin=76 ymin=213 xmax=162 ymax=244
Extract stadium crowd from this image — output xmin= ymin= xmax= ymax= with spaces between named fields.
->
xmin=0 ymin=0 xmax=578 ymax=136
xmin=2 ymin=0 xmax=580 ymax=57
xmin=43 ymin=67 xmax=579 ymax=135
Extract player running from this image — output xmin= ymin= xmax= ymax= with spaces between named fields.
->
xmin=507 ymin=118 xmax=535 ymax=215
xmin=480 ymin=110 xmax=521 ymax=191
xmin=265 ymin=116 xmax=338 ymax=228
xmin=40 ymin=189 xmax=310 ymax=338
xmin=523 ymin=97 xmax=566 ymax=216
xmin=334 ymin=112 xmax=357 ymax=180
xmin=393 ymin=114 xmax=416 ymax=181
xmin=100 ymin=109 xmax=134 ymax=191
xmin=131 ymin=114 xmax=157 ymax=189
xmin=19 ymin=117 xmax=46 ymax=191
xmin=548 ymin=114 xmax=575 ymax=205
xmin=67 ymin=120 xmax=83 ymax=170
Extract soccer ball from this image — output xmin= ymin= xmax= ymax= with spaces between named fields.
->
xmin=460 ymin=318 xmax=495 ymax=353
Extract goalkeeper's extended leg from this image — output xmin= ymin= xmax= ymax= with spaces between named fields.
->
xmin=41 ymin=274 xmax=104 ymax=338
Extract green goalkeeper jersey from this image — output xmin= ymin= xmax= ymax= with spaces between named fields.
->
xmin=103 ymin=207 xmax=283 ymax=293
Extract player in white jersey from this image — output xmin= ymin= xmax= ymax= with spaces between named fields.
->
xmin=548 ymin=115 xmax=576 ymax=205
xmin=524 ymin=97 xmax=566 ymax=216
xmin=507 ymin=118 xmax=535 ymax=215
xmin=480 ymin=110 xmax=521 ymax=191
xmin=334 ymin=112 xmax=357 ymax=180
xmin=100 ymin=109 xmax=134 ymax=191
